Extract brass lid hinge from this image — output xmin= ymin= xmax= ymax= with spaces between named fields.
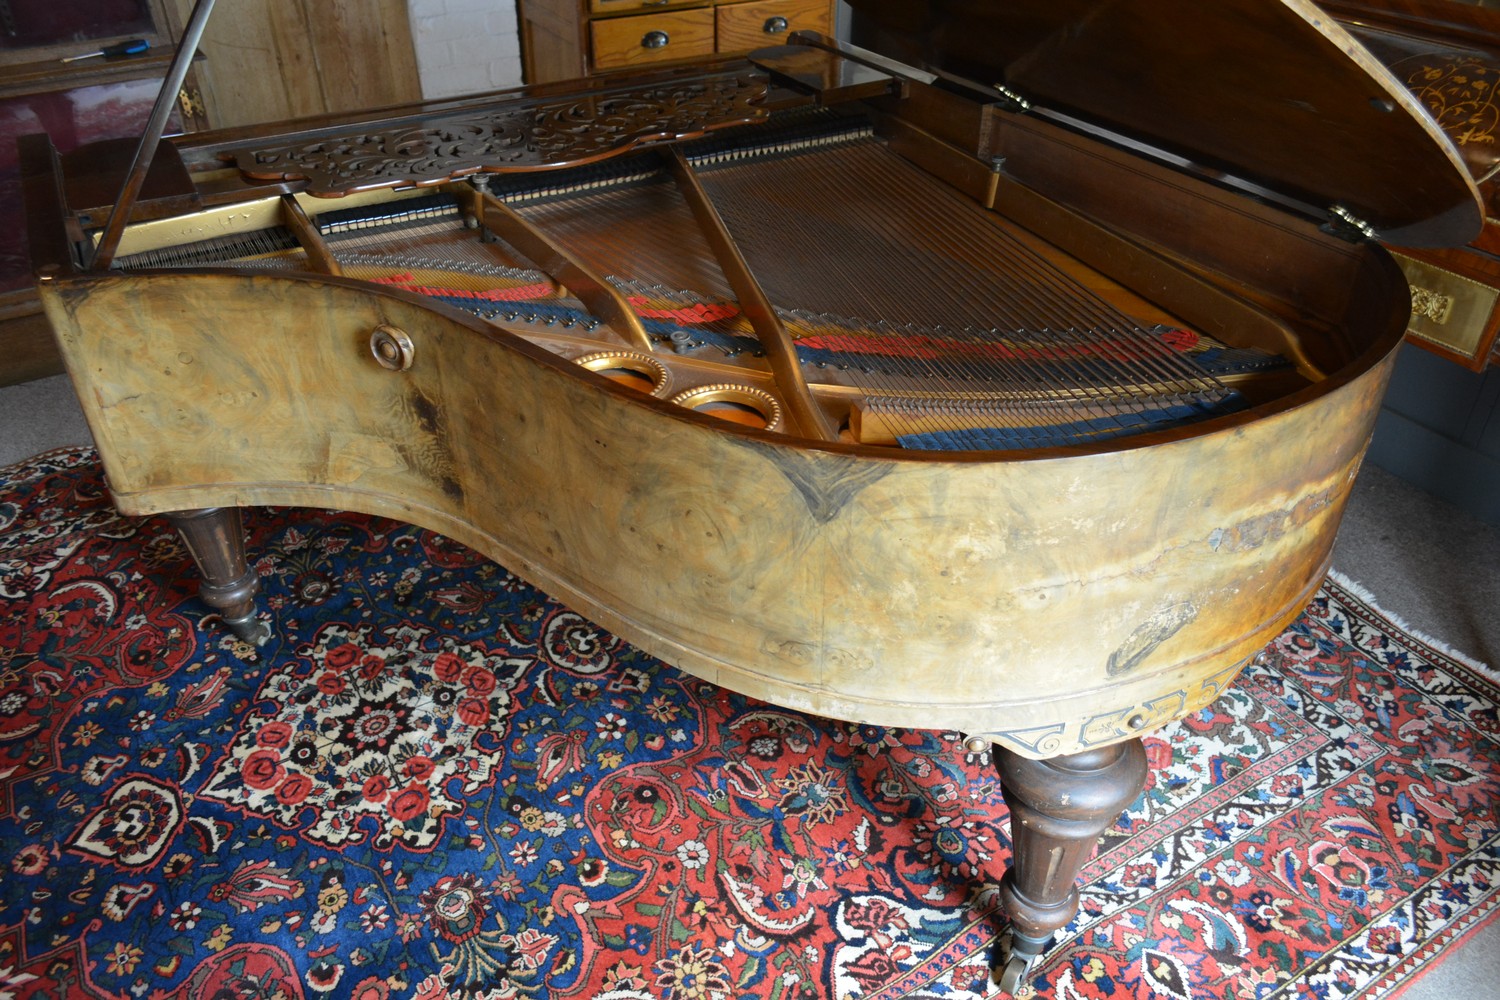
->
xmin=178 ymin=88 xmax=206 ymax=121
xmin=992 ymin=83 xmax=1032 ymax=114
xmin=1322 ymin=204 xmax=1378 ymax=243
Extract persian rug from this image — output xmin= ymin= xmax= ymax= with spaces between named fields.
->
xmin=1 ymin=446 xmax=1497 ymax=1000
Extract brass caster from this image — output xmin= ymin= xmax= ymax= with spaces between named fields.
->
xmin=223 ymin=613 xmax=272 ymax=647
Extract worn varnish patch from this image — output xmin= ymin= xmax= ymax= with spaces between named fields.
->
xmin=1107 ymin=601 xmax=1199 ymax=677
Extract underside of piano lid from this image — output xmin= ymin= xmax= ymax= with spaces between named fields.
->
xmin=845 ymin=0 xmax=1484 ymax=248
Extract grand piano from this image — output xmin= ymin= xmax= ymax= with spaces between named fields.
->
xmin=21 ymin=0 xmax=1482 ymax=992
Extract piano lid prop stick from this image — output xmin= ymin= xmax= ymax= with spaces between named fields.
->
xmin=89 ymin=0 xmax=219 ymax=271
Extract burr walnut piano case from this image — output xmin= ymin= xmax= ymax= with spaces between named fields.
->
xmin=23 ymin=0 xmax=1478 ymax=756
xmin=20 ymin=1 xmax=1483 ymax=988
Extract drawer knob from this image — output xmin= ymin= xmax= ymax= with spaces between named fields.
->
xmin=764 ymin=15 xmax=789 ymax=34
xmin=642 ymin=29 xmax=670 ymax=49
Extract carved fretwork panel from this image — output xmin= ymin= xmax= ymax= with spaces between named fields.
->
xmin=224 ymin=68 xmax=769 ymax=197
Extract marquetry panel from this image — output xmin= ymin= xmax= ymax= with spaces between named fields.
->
xmin=1392 ymin=249 xmax=1500 ymax=367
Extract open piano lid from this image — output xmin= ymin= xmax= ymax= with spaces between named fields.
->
xmin=845 ymin=0 xmax=1482 ymax=247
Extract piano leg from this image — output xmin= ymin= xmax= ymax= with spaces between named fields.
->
xmin=166 ymin=507 xmax=272 ymax=646
xmin=993 ymin=738 xmax=1149 ymax=994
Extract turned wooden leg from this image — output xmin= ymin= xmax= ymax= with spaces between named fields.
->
xmin=166 ymin=507 xmax=271 ymax=646
xmin=993 ymin=738 xmax=1148 ymax=994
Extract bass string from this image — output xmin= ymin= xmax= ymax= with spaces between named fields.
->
xmin=516 ymin=179 xmax=734 ymax=302
xmin=672 ymin=142 xmax=1107 ymax=438
xmin=324 ymin=214 xmax=538 ymax=286
xmin=686 ymin=154 xmax=990 ymax=439
xmin=791 ymin=145 xmax=1150 ymax=417
xmin=251 ymin=132 xmax=1228 ymax=445
xmin=115 ymin=227 xmax=305 ymax=271
xmin=369 ymin=187 xmax=1188 ymax=440
xmin=692 ymin=138 xmax=1192 ymax=438
xmin=330 ymin=176 xmax=1192 ymax=425
xmin=705 ymin=139 xmax=1087 ymax=330
xmin=793 ymin=141 xmax=1228 ymax=424
xmin=506 ymin=139 xmax=1212 ymax=430
xmin=774 ymin=139 xmax=1217 ymax=400
xmin=513 ymin=166 xmax=985 ymax=439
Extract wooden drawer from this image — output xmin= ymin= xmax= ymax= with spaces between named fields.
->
xmin=589 ymin=0 xmax=708 ymax=14
xmin=591 ymin=7 xmax=716 ymax=70
xmin=716 ymin=0 xmax=831 ymax=52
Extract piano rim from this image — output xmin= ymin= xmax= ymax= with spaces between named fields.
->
xmin=34 ymin=258 xmax=1404 ymax=758
xmin=36 ymin=255 xmax=1408 ymax=463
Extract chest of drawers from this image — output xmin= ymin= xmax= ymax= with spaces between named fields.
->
xmin=520 ymin=0 xmax=835 ymax=83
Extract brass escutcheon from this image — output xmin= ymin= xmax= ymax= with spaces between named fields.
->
xmin=370 ymin=325 xmax=415 ymax=371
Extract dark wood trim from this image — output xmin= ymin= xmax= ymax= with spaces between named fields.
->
xmin=1322 ymin=0 xmax=1500 ymax=50
xmin=166 ymin=507 xmax=271 ymax=645
xmin=993 ymin=740 xmax=1150 ymax=992
xmin=0 ymin=310 xmax=65 ymax=387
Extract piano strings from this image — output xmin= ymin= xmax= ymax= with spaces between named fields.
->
xmin=114 ymin=111 xmax=1294 ymax=449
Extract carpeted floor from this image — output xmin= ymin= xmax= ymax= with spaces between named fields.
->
xmin=1328 ymin=465 xmax=1500 ymax=1000
xmin=0 ymin=374 xmax=87 ymax=471
xmin=1 ymin=378 xmax=1497 ymax=998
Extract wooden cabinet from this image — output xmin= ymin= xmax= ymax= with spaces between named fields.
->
xmin=0 ymin=0 xmax=207 ymax=387
xmin=164 ymin=0 xmax=420 ymax=130
xmin=717 ymin=0 xmax=831 ymax=51
xmin=520 ymin=0 xmax=836 ymax=84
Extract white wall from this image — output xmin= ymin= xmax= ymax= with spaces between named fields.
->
xmin=408 ymin=0 xmax=524 ymax=100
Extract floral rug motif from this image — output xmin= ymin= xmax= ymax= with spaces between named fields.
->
xmin=0 ymin=447 xmax=1497 ymax=999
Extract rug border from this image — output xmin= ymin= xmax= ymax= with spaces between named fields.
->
xmin=0 ymin=444 xmax=95 ymax=478
xmin=1327 ymin=569 xmax=1496 ymax=683
xmin=1383 ymin=886 xmax=1500 ymax=1000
